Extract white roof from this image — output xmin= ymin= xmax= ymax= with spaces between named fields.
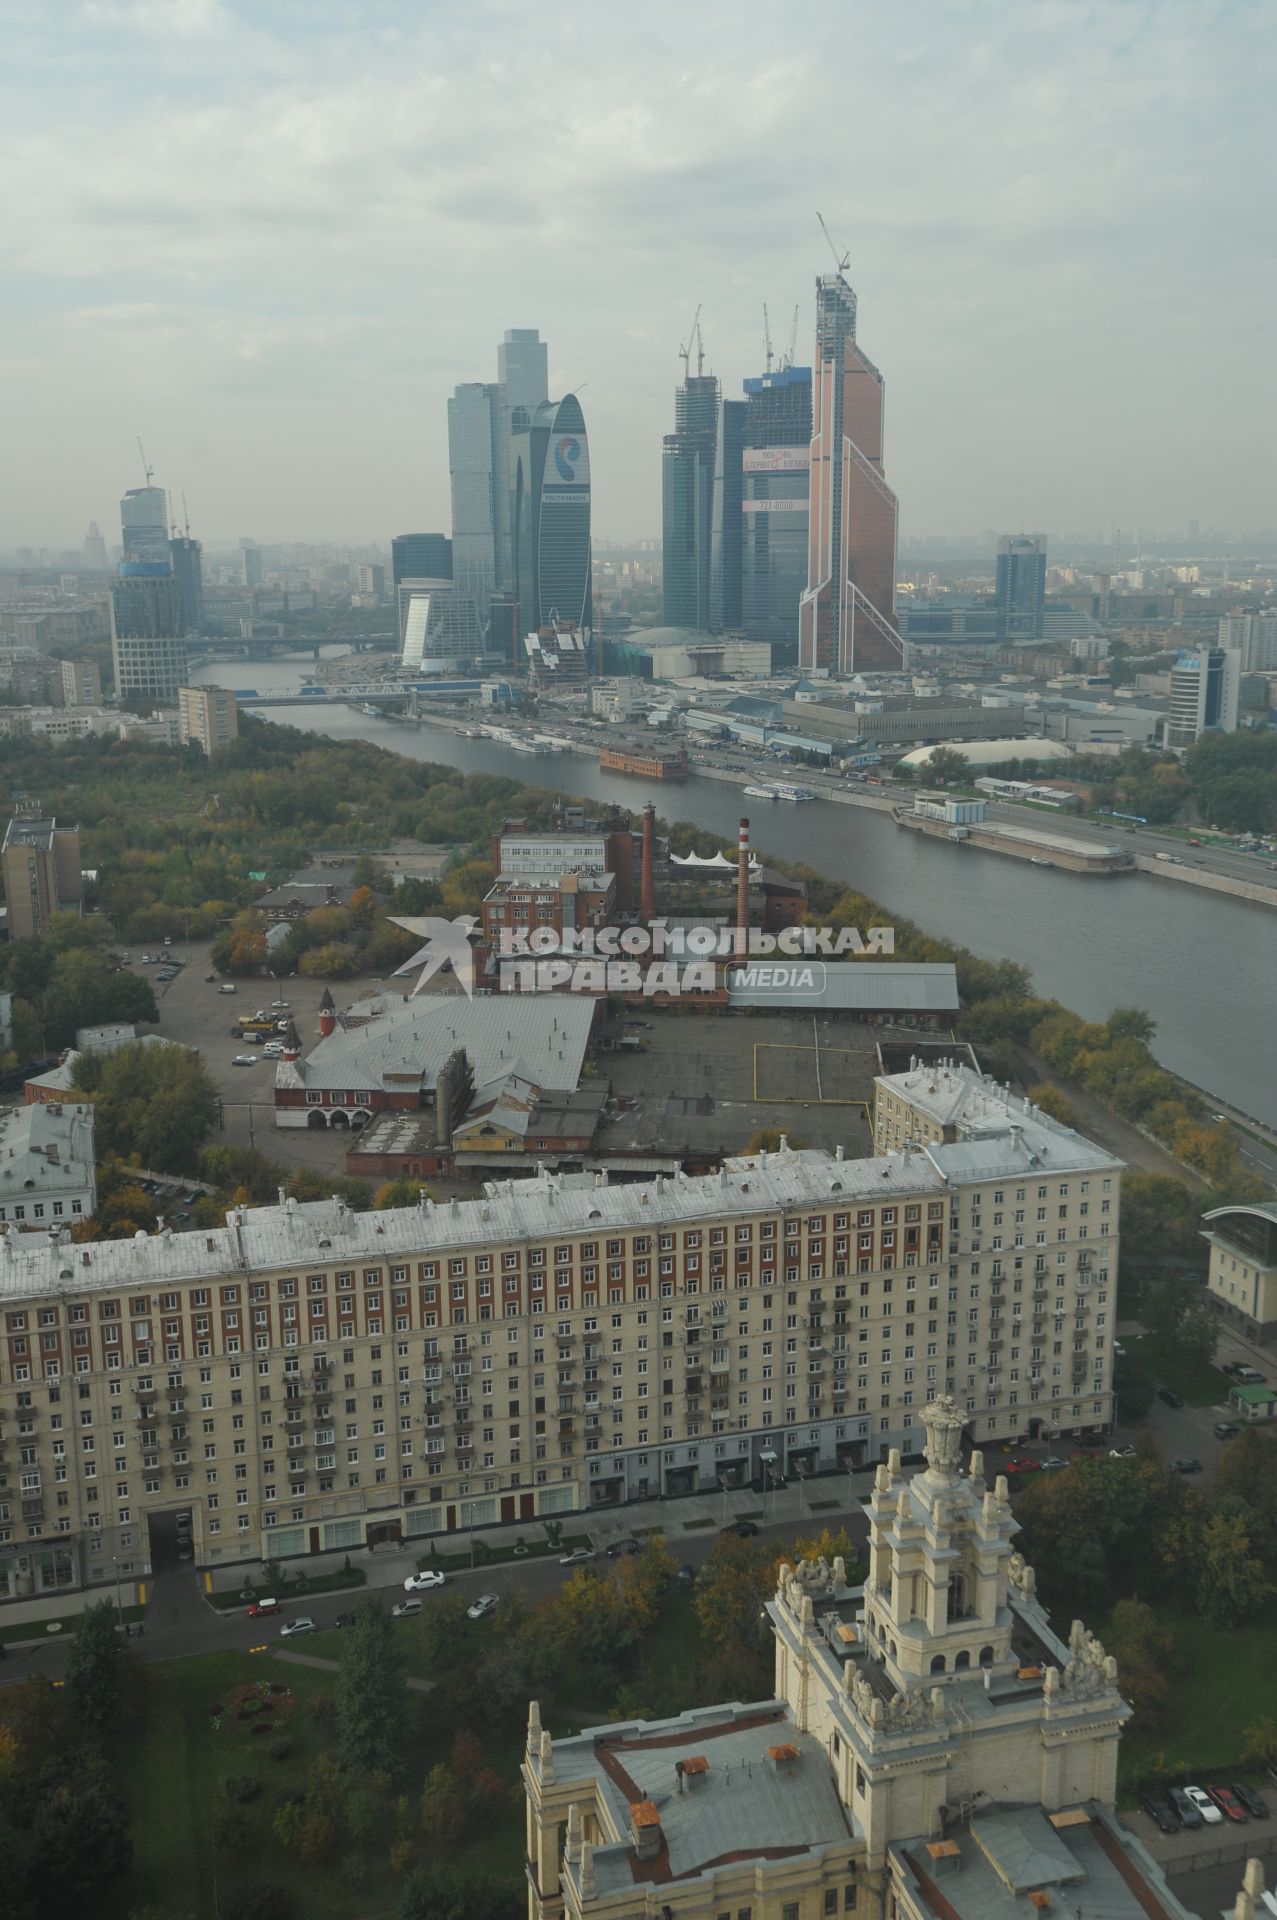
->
xmin=0 ymin=1101 xmax=96 ymax=1200
xmin=877 ymin=1061 xmax=1122 ymax=1172
xmin=898 ymin=738 xmax=1074 ymax=771
xmin=280 ymin=993 xmax=593 ymax=1096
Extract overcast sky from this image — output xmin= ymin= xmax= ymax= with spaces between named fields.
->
xmin=3 ymin=0 xmax=1274 ymax=551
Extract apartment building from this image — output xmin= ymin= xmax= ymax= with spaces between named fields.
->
xmin=0 ymin=1072 xmax=1119 ymax=1601
xmin=177 ymin=685 xmax=239 ymax=757
xmin=0 ymin=812 xmax=82 ymax=939
xmin=525 ymin=1396 xmax=1190 ymax=1920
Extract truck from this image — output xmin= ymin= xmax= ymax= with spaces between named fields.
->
xmin=231 ymin=1017 xmax=277 ymax=1038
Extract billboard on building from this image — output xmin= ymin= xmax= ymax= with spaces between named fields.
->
xmin=741 ymin=498 xmax=807 ymax=512
xmin=743 ymin=447 xmax=811 ymax=473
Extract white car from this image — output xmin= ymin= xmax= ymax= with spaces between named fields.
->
xmin=1183 ymin=1785 xmax=1223 ymax=1824
xmin=403 ymin=1570 xmax=446 ymax=1592
xmin=262 ymin=1043 xmax=284 ymax=1058
xmin=280 ymin=1616 xmax=316 ymax=1638
xmin=1108 ymin=1446 xmax=1137 ymax=1459
xmin=232 ymin=1054 xmax=258 ymax=1067
xmin=559 ymin=1548 xmax=596 ymax=1565
xmin=467 ymin=1591 xmax=499 ymax=1621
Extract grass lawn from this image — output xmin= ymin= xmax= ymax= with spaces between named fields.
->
xmin=1107 ymin=1603 xmax=1277 ymax=1796
xmin=1126 ymin=1335 xmax=1231 ymax=1407
xmin=111 ymin=1646 xmax=527 ymax=1920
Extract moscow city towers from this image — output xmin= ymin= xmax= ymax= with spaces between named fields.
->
xmin=798 ymin=269 xmax=903 ymax=673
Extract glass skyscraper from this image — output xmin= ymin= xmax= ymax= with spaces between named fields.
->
xmin=168 ymin=535 xmax=204 ymax=634
xmin=510 ymin=393 xmax=592 ymax=637
xmin=740 ymin=366 xmax=812 ymax=668
xmin=495 ymin=329 xmax=548 ymax=591
xmin=447 ymin=382 xmax=497 ymax=612
xmin=661 ymin=372 xmax=719 ymax=629
xmin=995 ymin=535 xmax=1047 ymax=642
xmin=119 ymin=486 xmax=170 ymax=572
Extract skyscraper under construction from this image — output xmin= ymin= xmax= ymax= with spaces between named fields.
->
xmin=798 ymin=263 xmax=902 ymax=673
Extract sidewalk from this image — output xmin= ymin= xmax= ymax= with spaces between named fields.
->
xmin=0 ymin=1580 xmax=144 ymax=1631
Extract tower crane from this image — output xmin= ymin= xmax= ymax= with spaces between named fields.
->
xmin=816 ymin=210 xmax=850 ymax=275
xmin=763 ymin=304 xmax=774 ymax=375
xmin=785 ymin=305 xmax=799 ymax=370
xmin=678 ymin=304 xmax=702 ymax=384
xmin=137 ymin=437 xmax=154 ymax=488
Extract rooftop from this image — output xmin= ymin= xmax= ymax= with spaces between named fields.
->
xmin=729 ymin=963 xmax=959 ymax=1015
xmin=876 ymin=1061 xmax=1124 ymax=1171
xmin=0 ymin=1101 xmax=95 ymax=1201
xmin=276 ymin=992 xmax=594 ymax=1097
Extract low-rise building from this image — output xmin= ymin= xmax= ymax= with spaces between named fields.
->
xmin=0 ymin=1100 xmax=96 ymax=1229
xmin=1202 ymin=1201 xmax=1277 ymax=1345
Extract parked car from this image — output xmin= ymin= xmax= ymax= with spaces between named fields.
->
xmin=1004 ymin=1455 xmax=1043 ymax=1475
xmin=606 ymin=1538 xmax=642 ymax=1558
xmin=280 ymin=1617 xmax=316 ymax=1638
xmin=1233 ymin=1783 xmax=1269 ymax=1819
xmin=218 ymin=983 xmax=237 ymax=994
xmin=466 ymin=1592 xmax=499 ymax=1621
xmin=262 ymin=1043 xmax=285 ymax=1059
xmin=1040 ymin=1456 xmax=1069 ymax=1472
xmin=403 ymin=1571 xmax=446 ymax=1592
xmin=141 ymin=953 xmax=155 ymax=964
xmin=333 ymin=1611 xmax=356 ymax=1629
xmin=1108 ymin=1446 xmax=1137 ymax=1459
xmin=1170 ymin=1457 xmax=1202 ymax=1474
xmin=1207 ymin=1785 xmax=1248 ymax=1823
xmin=676 ymin=1563 xmax=695 ymax=1587
xmin=1222 ymin=1361 xmax=1247 ymax=1377
xmin=271 ymin=999 xmax=291 ymax=1010
xmin=1234 ymin=1366 xmax=1267 ymax=1384
xmin=558 ymin=1548 xmax=596 ymax=1565
xmin=232 ymin=1055 xmax=258 ymax=1067
xmin=1215 ymin=1423 xmax=1242 ymax=1440
xmin=176 ymin=1537 xmax=194 ymax=1559
xmin=275 ymin=1020 xmax=291 ymax=1033
xmin=247 ymin=1597 xmax=279 ymax=1618
xmin=1183 ymin=1785 xmax=1223 ymax=1824
xmin=1167 ymin=1786 xmax=1204 ymax=1829
xmin=391 ymin=1597 xmax=422 ymax=1619
xmin=1156 ymin=1387 xmax=1184 ymax=1409
xmin=721 ymin=1518 xmax=760 ymax=1537
xmin=1140 ymin=1793 xmax=1179 ymax=1835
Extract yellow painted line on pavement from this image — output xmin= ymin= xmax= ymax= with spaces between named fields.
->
xmin=204 ymin=1572 xmax=213 ymax=1594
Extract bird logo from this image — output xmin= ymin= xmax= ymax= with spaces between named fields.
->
xmin=389 ymin=915 xmax=478 ymax=998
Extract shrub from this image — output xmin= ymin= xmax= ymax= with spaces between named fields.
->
xmin=273 ymin=1787 xmax=304 ymax=1812
xmin=249 ymin=1720 xmax=276 ymax=1736
xmin=225 ymin=1775 xmax=263 ymax=1804
xmin=268 ymin=1738 xmax=293 ymax=1762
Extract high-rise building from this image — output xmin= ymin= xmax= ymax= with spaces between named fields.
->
xmin=741 ymin=365 xmax=812 ymax=667
xmin=510 ymin=394 xmax=593 ymax=639
xmin=448 ymin=383 xmax=498 ymax=612
xmin=109 ymin=576 xmax=188 ymax=704
xmin=177 ymin=686 xmax=238 ymax=756
xmin=709 ymin=397 xmax=747 ymax=635
xmin=661 ymin=369 xmax=720 ymax=630
xmin=1 ymin=812 xmax=83 ymax=938
xmin=53 ymin=658 xmax=102 ymax=707
xmin=81 ymin=522 xmax=108 ymax=572
xmin=240 ymin=542 xmax=264 ymax=589
xmin=996 ymin=534 xmax=1047 ymax=643
xmin=1167 ymin=645 xmax=1240 ymax=748
xmin=168 ymin=534 xmax=205 ymax=634
xmin=399 ymin=584 xmax=484 ymax=669
xmin=119 ymin=486 xmax=170 ymax=572
xmin=495 ymin=328 xmax=549 ymax=589
xmin=799 ymin=270 xmax=902 ymax=673
xmin=391 ymin=533 xmax=453 ymax=591
xmin=1219 ymin=611 xmax=1277 ymax=672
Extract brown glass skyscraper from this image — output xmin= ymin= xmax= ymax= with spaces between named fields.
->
xmin=798 ymin=271 xmax=902 ymax=673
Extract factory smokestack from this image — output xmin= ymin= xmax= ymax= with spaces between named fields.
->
xmin=736 ymin=818 xmax=750 ymax=958
xmin=640 ymin=804 xmax=656 ymax=923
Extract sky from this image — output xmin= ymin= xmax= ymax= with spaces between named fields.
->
xmin=2 ymin=0 xmax=1274 ymax=551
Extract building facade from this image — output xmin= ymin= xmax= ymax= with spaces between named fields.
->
xmin=53 ymin=658 xmax=102 ymax=707
xmin=799 ymin=272 xmax=902 ymax=676
xmin=511 ymin=394 xmax=593 ymax=639
xmin=495 ymin=328 xmax=550 ymax=591
xmin=119 ymin=486 xmax=169 ymax=570
xmin=110 ymin=576 xmax=188 ymax=704
xmin=995 ymin=536 xmax=1047 ymax=643
xmin=526 ymin=1395 xmax=1188 ymax=1920
xmin=1166 ymin=645 xmax=1240 ymax=748
xmin=1 ymin=812 xmax=82 ymax=938
xmin=448 ymin=382 xmax=498 ymax=612
xmin=168 ymin=534 xmax=205 ymax=634
xmin=662 ymin=372 xmax=720 ymax=631
xmin=1202 ymin=1202 xmax=1277 ymax=1345
xmin=399 ymin=583 xmax=484 ymax=669
xmin=741 ymin=368 xmax=813 ymax=670
xmin=177 ymin=685 xmax=239 ymax=756
xmin=1219 ymin=611 xmax=1277 ymax=673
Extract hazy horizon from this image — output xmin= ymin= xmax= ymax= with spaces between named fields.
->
xmin=3 ymin=0 xmax=1274 ymax=552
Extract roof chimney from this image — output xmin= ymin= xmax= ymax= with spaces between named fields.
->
xmin=629 ymin=1801 xmax=663 ymax=1860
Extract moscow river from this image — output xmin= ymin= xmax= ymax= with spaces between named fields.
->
xmin=192 ymin=657 xmax=1277 ymax=1124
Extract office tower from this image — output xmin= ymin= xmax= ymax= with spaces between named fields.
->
xmin=740 ymin=365 xmax=812 ymax=668
xmin=359 ymin=563 xmax=386 ymax=598
xmin=1167 ymin=645 xmax=1240 ymax=748
xmin=661 ymin=368 xmax=719 ymax=629
xmin=391 ymin=535 xmax=454 ymax=646
xmin=995 ymin=534 xmax=1047 ymax=643
xmin=109 ymin=576 xmax=187 ymax=703
xmin=399 ymin=585 xmax=484 ymax=669
xmin=708 ymin=397 xmax=747 ymax=634
xmin=177 ymin=686 xmax=238 ymax=756
xmin=798 ymin=270 xmax=901 ymax=673
xmin=510 ymin=394 xmax=593 ymax=638
xmin=53 ymin=658 xmax=102 ymax=707
xmin=1219 ymin=611 xmax=1277 ymax=672
xmin=495 ymin=329 xmax=549 ymax=589
xmin=119 ymin=486 xmax=170 ymax=572
xmin=81 ymin=522 xmax=108 ymax=571
xmin=168 ymin=534 xmax=205 ymax=634
xmin=240 ymin=542 xmax=264 ymax=589
xmin=448 ymin=383 xmax=498 ymax=612
xmin=2 ymin=812 xmax=83 ymax=938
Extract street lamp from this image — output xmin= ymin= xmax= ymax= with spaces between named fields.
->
xmin=112 ymin=1555 xmax=123 ymax=1633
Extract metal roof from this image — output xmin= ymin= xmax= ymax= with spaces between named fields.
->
xmin=282 ymin=994 xmax=593 ymax=1095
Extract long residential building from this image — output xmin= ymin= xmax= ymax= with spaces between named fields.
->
xmin=0 ymin=1068 xmax=1118 ymax=1601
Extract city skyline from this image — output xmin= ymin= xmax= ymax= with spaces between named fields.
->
xmin=2 ymin=0 xmax=1274 ymax=549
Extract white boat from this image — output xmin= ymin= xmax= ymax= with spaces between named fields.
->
xmin=774 ymin=784 xmax=815 ymax=803
xmin=743 ymin=784 xmax=779 ymax=799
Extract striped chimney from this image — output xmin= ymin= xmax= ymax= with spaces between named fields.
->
xmin=736 ymin=818 xmax=750 ymax=957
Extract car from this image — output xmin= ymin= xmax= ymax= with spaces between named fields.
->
xmin=1169 ymin=1457 xmax=1202 ymax=1474
xmin=1234 ymin=1366 xmax=1267 ymax=1385
xmin=606 ymin=1537 xmax=642 ymax=1558
xmin=1232 ymin=1783 xmax=1269 ymax=1819
xmin=280 ymin=1617 xmax=317 ymax=1638
xmin=720 ymin=1518 xmax=760 ymax=1537
xmin=1040 ymin=1456 xmax=1069 ymax=1472
xmin=218 ymin=983 xmax=237 ymax=994
xmin=1207 ymin=1784 xmax=1248 ymax=1823
xmin=232 ymin=1055 xmax=258 ymax=1067
xmin=1167 ymin=1786 xmax=1204 ymax=1829
xmin=141 ymin=953 xmax=154 ymax=964
xmin=275 ymin=1020 xmax=291 ymax=1033
xmin=676 ymin=1563 xmax=695 ymax=1587
xmin=1156 ymin=1387 xmax=1184 ymax=1409
xmin=181 ymin=1190 xmax=200 ymax=1204
xmin=262 ymin=1043 xmax=285 ymax=1058
xmin=466 ymin=1592 xmax=499 ymax=1621
xmin=247 ymin=1597 xmax=280 ymax=1618
xmin=403 ymin=1571 xmax=447 ymax=1592
xmin=1140 ymin=1793 xmax=1179 ymax=1835
xmin=1215 ymin=1423 xmax=1242 ymax=1440
xmin=176 ymin=1537 xmax=194 ymax=1559
xmin=1222 ymin=1361 xmax=1246 ymax=1377
xmin=1109 ymin=1446 xmax=1137 ymax=1459
xmin=558 ymin=1548 xmax=596 ymax=1565
xmin=1004 ymin=1455 xmax=1043 ymax=1475
xmin=271 ymin=1000 xmax=292 ymax=1010
xmin=1183 ymin=1785 xmax=1223 ymax=1824
xmin=391 ymin=1597 xmax=422 ymax=1618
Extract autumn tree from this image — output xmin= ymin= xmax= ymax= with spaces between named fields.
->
xmin=335 ymin=1596 xmax=404 ymax=1774
xmin=614 ymin=1537 xmax=677 ymax=1630
xmin=1196 ymin=1509 xmax=1270 ymax=1626
xmin=419 ymin=1763 xmax=468 ymax=1849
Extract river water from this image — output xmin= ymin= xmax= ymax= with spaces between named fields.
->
xmin=193 ymin=655 xmax=1277 ymax=1123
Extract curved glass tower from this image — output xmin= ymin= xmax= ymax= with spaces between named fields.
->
xmin=510 ymin=393 xmax=593 ymax=636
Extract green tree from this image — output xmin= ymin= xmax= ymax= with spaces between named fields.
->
xmin=1195 ymin=1509 xmax=1269 ymax=1625
xmin=1140 ymin=1272 xmax=1218 ymax=1372
xmin=925 ymin=746 xmax=970 ymax=784
xmin=374 ymin=1177 xmax=431 ymax=1210
xmin=743 ymin=1129 xmax=807 ymax=1154
xmin=1026 ymin=1083 xmax=1078 ymax=1129
xmin=1214 ymin=1428 xmax=1277 ymax=1561
xmin=335 ymin=1597 xmax=404 ymax=1775
xmin=64 ymin=1599 xmax=127 ymax=1741
xmin=27 ymin=1757 xmax=133 ymax=1913
xmin=72 ymin=1043 xmax=220 ymax=1175
xmin=419 ymin=1763 xmax=468 ymax=1849
xmin=1106 ymin=1006 xmax=1157 ymax=1046
xmin=1113 ymin=1346 xmax=1156 ymax=1425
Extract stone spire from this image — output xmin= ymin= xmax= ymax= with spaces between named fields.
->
xmin=921 ymin=1392 xmax=965 ymax=1481
xmin=526 ymin=1698 xmax=541 ymax=1757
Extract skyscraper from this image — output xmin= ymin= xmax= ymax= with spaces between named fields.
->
xmin=110 ymin=576 xmax=187 ymax=704
xmin=740 ymin=365 xmax=812 ymax=668
xmin=995 ymin=534 xmax=1047 ymax=643
xmin=494 ymin=328 xmax=549 ymax=590
xmin=447 ymin=382 xmax=497 ymax=610
xmin=391 ymin=534 xmax=454 ymax=646
xmin=661 ymin=369 xmax=719 ymax=630
xmin=1167 ymin=646 xmax=1240 ymax=748
xmin=510 ymin=394 xmax=592 ymax=638
xmin=241 ymin=542 xmax=264 ymax=589
xmin=798 ymin=271 xmax=902 ymax=673
xmin=81 ymin=522 xmax=108 ymax=572
xmin=119 ymin=486 xmax=170 ymax=572
xmin=168 ymin=535 xmax=205 ymax=634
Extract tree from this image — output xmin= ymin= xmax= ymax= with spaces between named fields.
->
xmin=1196 ymin=1509 xmax=1269 ymax=1625
xmin=27 ymin=1758 xmax=133 ymax=1913
xmin=540 ymin=1570 xmax=638 ymax=1699
xmin=743 ymin=1129 xmax=807 ymax=1154
xmin=419 ymin=1764 xmax=468 ymax=1850
xmin=1113 ymin=1347 xmax=1155 ymax=1425
xmin=1140 ymin=1272 xmax=1218 ymax=1372
xmin=72 ymin=1043 xmax=220 ymax=1175
xmin=1026 ymin=1083 xmax=1078 ymax=1129
xmin=1107 ymin=1007 xmax=1157 ymax=1046
xmin=614 ymin=1537 xmax=677 ymax=1630
xmin=399 ymin=1865 xmax=523 ymax=1920
xmin=925 ymin=747 xmax=970 ymax=785
xmin=335 ymin=1597 xmax=404 ymax=1775
xmin=222 ymin=1885 xmax=298 ymax=1920
xmin=64 ymin=1599 xmax=127 ymax=1741
xmin=1214 ymin=1428 xmax=1277 ymax=1561
xmin=374 ymin=1178 xmax=430 ymax=1210
xmin=1104 ymin=1597 xmax=1178 ymax=1736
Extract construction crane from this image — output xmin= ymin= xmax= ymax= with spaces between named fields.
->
xmin=182 ymin=492 xmax=191 ymax=538
xmin=785 ymin=305 xmax=799 ymax=370
xmin=136 ymin=437 xmax=154 ymax=488
xmin=763 ymin=304 xmax=774 ymax=375
xmin=816 ymin=210 xmax=850 ymax=275
xmin=678 ymin=304 xmax=702 ymax=383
